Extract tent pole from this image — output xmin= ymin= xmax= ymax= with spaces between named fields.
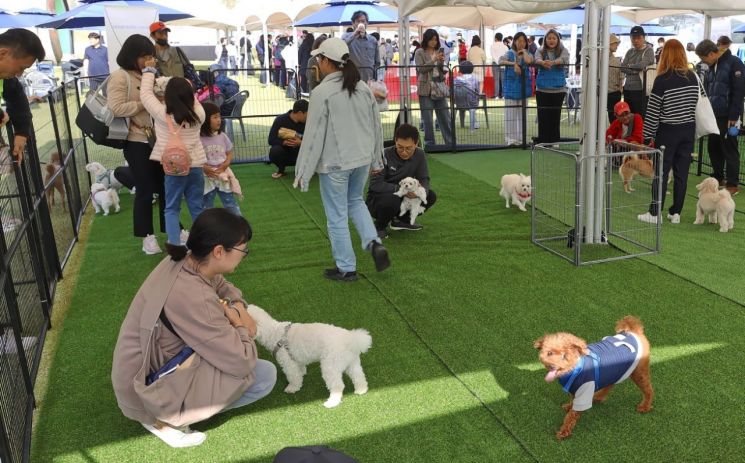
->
xmin=582 ymin=0 xmax=600 ymax=243
xmin=400 ymin=16 xmax=411 ymax=125
xmin=263 ymin=20 xmax=269 ymax=84
xmin=703 ymin=14 xmax=712 ymax=40
xmin=595 ymin=5 xmax=611 ymax=242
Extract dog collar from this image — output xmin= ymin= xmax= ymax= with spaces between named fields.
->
xmin=272 ymin=322 xmax=293 ymax=357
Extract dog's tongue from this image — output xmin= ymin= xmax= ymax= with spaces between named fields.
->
xmin=545 ymin=369 xmax=559 ymax=382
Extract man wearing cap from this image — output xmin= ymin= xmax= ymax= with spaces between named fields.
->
xmin=83 ymin=32 xmax=109 ymax=91
xmin=696 ymin=39 xmax=745 ymax=195
xmin=606 ymin=101 xmax=644 ymax=145
xmin=607 ymin=34 xmax=623 ymax=122
xmin=341 ymin=11 xmax=379 ymax=82
xmin=621 ymin=25 xmax=655 ymax=118
xmin=149 ymin=21 xmax=200 ymax=88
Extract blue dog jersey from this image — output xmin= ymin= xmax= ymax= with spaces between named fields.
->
xmin=558 ymin=332 xmax=643 ymax=411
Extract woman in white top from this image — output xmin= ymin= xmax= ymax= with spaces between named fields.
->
xmin=466 ymin=35 xmax=487 ymax=92
xmin=141 ymin=56 xmax=206 ymax=258
xmin=293 ymin=38 xmax=390 ymax=281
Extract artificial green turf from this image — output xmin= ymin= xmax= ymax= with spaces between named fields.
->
xmin=32 ymin=156 xmax=745 ymax=462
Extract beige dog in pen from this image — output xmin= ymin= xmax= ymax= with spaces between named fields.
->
xmin=693 ymin=177 xmax=735 ymax=233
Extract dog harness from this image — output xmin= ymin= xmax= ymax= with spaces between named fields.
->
xmin=95 ymin=171 xmax=113 ymax=188
xmin=272 ymin=322 xmax=293 ymax=357
xmin=558 ymin=332 xmax=643 ymax=412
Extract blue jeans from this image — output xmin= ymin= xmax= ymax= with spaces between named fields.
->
xmin=419 ymin=94 xmax=453 ymax=146
xmin=220 ymin=359 xmax=277 ymax=412
xmin=318 ymin=165 xmax=380 ymax=273
xmin=164 ymin=168 xmax=205 ymax=245
xmin=203 ymin=189 xmax=242 ymax=216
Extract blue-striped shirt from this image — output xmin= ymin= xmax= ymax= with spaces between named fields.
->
xmin=643 ymin=70 xmax=701 ymax=140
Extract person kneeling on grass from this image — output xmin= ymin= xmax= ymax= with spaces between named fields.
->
xmin=268 ymin=99 xmax=308 ymax=179
xmin=366 ymin=123 xmax=437 ymax=238
xmin=200 ymin=102 xmax=243 ymax=216
xmin=112 ymin=208 xmax=276 ymax=448
xmin=605 ymin=101 xmax=645 ymax=145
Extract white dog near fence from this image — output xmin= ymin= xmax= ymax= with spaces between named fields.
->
xmin=90 ymin=182 xmax=120 ymax=216
xmin=85 ymin=162 xmax=123 ymax=192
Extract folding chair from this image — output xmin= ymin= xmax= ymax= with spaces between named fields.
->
xmin=224 ymin=90 xmax=249 ymax=142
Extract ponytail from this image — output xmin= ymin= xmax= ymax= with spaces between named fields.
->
xmin=341 ymin=59 xmax=361 ymax=96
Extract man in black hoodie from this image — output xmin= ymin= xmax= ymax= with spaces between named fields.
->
xmin=366 ymin=124 xmax=437 ymax=238
xmin=0 ymin=29 xmax=45 ymax=166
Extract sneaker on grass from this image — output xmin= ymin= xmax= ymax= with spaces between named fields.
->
xmin=370 ymin=241 xmax=390 ymax=272
xmin=323 ymin=267 xmax=358 ymax=282
xmin=142 ymin=422 xmax=206 ymax=448
xmin=390 ymin=219 xmax=423 ymax=231
xmin=637 ymin=212 xmax=658 ymax=224
xmin=142 ymin=234 xmax=162 ymax=255
xmin=376 ymin=228 xmax=389 ymax=239
xmin=667 ymin=213 xmax=680 ymax=224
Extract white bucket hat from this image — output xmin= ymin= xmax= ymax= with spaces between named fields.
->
xmin=310 ymin=37 xmax=350 ymax=64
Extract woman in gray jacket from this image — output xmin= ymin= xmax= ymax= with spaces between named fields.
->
xmin=414 ymin=28 xmax=454 ymax=148
xmin=294 ymin=38 xmax=390 ymax=281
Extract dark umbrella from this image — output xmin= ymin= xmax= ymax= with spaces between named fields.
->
xmin=0 ymin=8 xmax=54 ymax=28
xmin=36 ymin=0 xmax=192 ymax=29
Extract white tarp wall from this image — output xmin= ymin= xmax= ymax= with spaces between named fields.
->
xmin=104 ymin=6 xmax=159 ymax=73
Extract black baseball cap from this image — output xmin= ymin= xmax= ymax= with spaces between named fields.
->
xmin=629 ymin=26 xmax=645 ymax=37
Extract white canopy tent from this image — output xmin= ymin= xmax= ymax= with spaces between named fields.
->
xmin=391 ymin=0 xmax=745 ymax=245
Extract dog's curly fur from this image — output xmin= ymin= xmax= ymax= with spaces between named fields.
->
xmin=394 ymin=177 xmax=427 ymax=225
xmin=693 ymin=177 xmax=735 ymax=232
xmin=534 ymin=316 xmax=653 ymax=440
xmin=246 ymin=304 xmax=372 ymax=408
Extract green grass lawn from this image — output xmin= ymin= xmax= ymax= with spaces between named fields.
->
xmin=31 ymin=151 xmax=745 ymax=462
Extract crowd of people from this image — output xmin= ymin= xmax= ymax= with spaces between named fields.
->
xmin=2 ymin=14 xmax=744 ymax=450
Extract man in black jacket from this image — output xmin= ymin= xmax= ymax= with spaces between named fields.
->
xmin=267 ymin=99 xmax=308 ymax=178
xmin=696 ymin=39 xmax=745 ymax=195
xmin=0 ymin=29 xmax=45 ymax=165
xmin=366 ymin=124 xmax=437 ymax=237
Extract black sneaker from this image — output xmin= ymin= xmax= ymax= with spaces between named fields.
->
xmin=370 ymin=241 xmax=390 ymax=272
xmin=323 ymin=267 xmax=358 ymax=282
xmin=377 ymin=228 xmax=389 ymax=239
xmin=390 ymin=220 xmax=423 ymax=231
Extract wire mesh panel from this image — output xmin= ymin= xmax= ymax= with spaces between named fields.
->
xmin=532 ymin=142 xmax=662 ymax=266
xmin=694 ymin=129 xmax=745 ymax=186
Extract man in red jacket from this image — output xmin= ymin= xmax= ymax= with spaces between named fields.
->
xmin=606 ymin=101 xmax=645 ymax=145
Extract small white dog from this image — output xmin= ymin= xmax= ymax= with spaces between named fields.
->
xmin=90 ymin=182 xmax=120 ymax=216
xmin=246 ymin=304 xmax=372 ymax=408
xmin=693 ymin=177 xmax=735 ymax=233
xmin=394 ymin=177 xmax=427 ymax=225
xmin=500 ymin=173 xmax=532 ymax=211
xmin=85 ymin=162 xmax=123 ymax=191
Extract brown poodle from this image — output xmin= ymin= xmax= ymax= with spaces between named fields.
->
xmin=45 ymin=151 xmax=66 ymax=211
xmin=534 ymin=316 xmax=653 ymax=440
xmin=619 ymin=154 xmax=654 ymax=193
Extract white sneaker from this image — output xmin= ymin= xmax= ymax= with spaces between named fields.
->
xmin=667 ymin=213 xmax=680 ymax=224
xmin=142 ymin=235 xmax=162 ymax=255
xmin=180 ymin=229 xmax=189 ymax=246
xmin=637 ymin=212 xmax=658 ymax=224
xmin=142 ymin=423 xmax=206 ymax=448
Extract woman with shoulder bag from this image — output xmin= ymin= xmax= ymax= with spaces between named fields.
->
xmin=637 ymin=39 xmax=699 ymax=225
xmin=112 ymin=208 xmax=276 ymax=448
xmin=414 ymin=28 xmax=454 ymax=149
xmin=108 ymin=34 xmax=165 ymax=255
xmin=499 ymin=31 xmax=534 ymax=146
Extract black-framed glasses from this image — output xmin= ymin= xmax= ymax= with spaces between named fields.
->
xmin=227 ymin=246 xmax=249 ymax=257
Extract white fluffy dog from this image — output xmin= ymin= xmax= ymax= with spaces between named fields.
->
xmin=246 ymin=304 xmax=372 ymax=408
xmin=394 ymin=177 xmax=427 ymax=225
xmin=90 ymin=182 xmax=120 ymax=215
xmin=693 ymin=177 xmax=735 ymax=232
xmin=500 ymin=173 xmax=532 ymax=211
xmin=85 ymin=162 xmax=123 ymax=191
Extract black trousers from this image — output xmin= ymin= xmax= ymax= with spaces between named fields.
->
xmin=366 ymin=188 xmax=437 ymax=229
xmin=122 ymin=141 xmax=165 ymax=237
xmin=649 ymin=122 xmax=695 ymax=216
xmin=607 ymin=91 xmax=622 ymax=123
xmin=708 ymin=117 xmax=741 ymax=187
xmin=623 ymin=89 xmax=647 ymax=118
xmin=536 ymin=91 xmax=566 ymax=143
xmin=268 ymin=145 xmax=299 ymax=174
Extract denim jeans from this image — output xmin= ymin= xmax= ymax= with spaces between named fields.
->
xmin=319 ymin=165 xmax=380 ymax=273
xmin=203 ymin=189 xmax=242 ymax=216
xmin=220 ymin=359 xmax=277 ymax=412
xmin=419 ymin=94 xmax=454 ymax=146
xmin=164 ymin=168 xmax=205 ymax=245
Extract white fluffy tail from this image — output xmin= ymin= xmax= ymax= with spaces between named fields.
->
xmin=109 ymin=189 xmax=120 ymax=205
xmin=349 ymin=329 xmax=372 ymax=354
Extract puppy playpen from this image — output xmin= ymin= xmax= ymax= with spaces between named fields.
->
xmin=531 ymin=141 xmax=663 ymax=266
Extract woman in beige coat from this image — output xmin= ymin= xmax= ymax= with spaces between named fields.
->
xmin=112 ymin=208 xmax=276 ymax=448
xmin=466 ymin=35 xmax=487 ymax=92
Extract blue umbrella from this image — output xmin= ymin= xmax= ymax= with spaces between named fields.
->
xmin=296 ymin=1 xmax=409 ymax=27
xmin=732 ymin=23 xmax=745 ymax=34
xmin=37 ymin=0 xmax=192 ymax=29
xmin=613 ymin=23 xmax=675 ymax=37
xmin=0 ymin=8 xmax=54 ymax=27
xmin=530 ymin=6 xmax=636 ymax=28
